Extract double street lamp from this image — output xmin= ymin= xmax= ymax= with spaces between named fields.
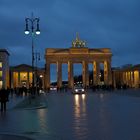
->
xmin=24 ymin=13 xmax=41 ymax=91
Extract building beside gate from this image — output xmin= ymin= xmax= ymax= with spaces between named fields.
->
xmin=0 ymin=49 xmax=10 ymax=89
xmin=112 ymin=64 xmax=140 ymax=88
xmin=10 ymin=64 xmax=45 ymax=89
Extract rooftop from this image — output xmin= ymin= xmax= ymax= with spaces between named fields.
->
xmin=0 ymin=49 xmax=10 ymax=55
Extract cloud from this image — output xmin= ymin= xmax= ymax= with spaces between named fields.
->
xmin=0 ymin=0 xmax=140 ymax=69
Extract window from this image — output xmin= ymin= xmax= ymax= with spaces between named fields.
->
xmin=0 ymin=81 xmax=2 ymax=89
xmin=0 ymin=71 xmax=2 ymax=77
xmin=0 ymin=62 xmax=2 ymax=68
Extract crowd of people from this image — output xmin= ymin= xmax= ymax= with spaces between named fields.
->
xmin=0 ymin=86 xmax=42 ymax=112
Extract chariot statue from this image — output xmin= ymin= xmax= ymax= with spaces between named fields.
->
xmin=72 ymin=32 xmax=86 ymax=48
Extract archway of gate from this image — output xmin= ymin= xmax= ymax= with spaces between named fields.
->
xmin=73 ymin=63 xmax=83 ymax=86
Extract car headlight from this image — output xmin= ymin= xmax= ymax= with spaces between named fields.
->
xmin=75 ymin=89 xmax=78 ymax=92
xmin=82 ymin=89 xmax=84 ymax=92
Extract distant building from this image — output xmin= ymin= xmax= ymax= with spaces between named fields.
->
xmin=112 ymin=64 xmax=140 ymax=88
xmin=0 ymin=49 xmax=10 ymax=89
xmin=10 ymin=64 xmax=45 ymax=89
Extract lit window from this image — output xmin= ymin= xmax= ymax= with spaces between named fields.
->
xmin=0 ymin=62 xmax=2 ymax=68
xmin=0 ymin=81 xmax=2 ymax=89
xmin=0 ymin=71 xmax=2 ymax=77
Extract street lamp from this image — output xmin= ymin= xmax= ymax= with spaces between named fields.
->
xmin=24 ymin=13 xmax=41 ymax=92
xmin=34 ymin=52 xmax=40 ymax=88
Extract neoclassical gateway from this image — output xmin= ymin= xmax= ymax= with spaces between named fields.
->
xmin=45 ymin=34 xmax=112 ymax=89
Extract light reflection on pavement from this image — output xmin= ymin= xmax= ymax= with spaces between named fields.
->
xmin=0 ymin=89 xmax=140 ymax=140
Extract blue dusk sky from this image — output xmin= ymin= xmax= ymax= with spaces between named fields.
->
xmin=0 ymin=0 xmax=140 ymax=70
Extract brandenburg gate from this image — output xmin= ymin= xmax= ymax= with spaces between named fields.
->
xmin=45 ymin=34 xmax=112 ymax=89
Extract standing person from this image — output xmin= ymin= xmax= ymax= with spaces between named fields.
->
xmin=0 ymin=88 xmax=9 ymax=112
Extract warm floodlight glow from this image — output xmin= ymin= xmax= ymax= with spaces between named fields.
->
xmin=0 ymin=62 xmax=2 ymax=68
xmin=0 ymin=81 xmax=3 ymax=89
xmin=0 ymin=71 xmax=2 ymax=77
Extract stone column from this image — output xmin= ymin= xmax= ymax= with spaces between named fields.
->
xmin=132 ymin=71 xmax=135 ymax=86
xmin=86 ymin=62 xmax=89 ymax=87
xmin=57 ymin=62 xmax=62 ymax=88
xmin=130 ymin=71 xmax=133 ymax=87
xmin=112 ymin=70 xmax=116 ymax=88
xmin=68 ymin=61 xmax=73 ymax=89
xmin=126 ymin=72 xmax=127 ymax=85
xmin=93 ymin=61 xmax=96 ymax=85
xmin=129 ymin=71 xmax=131 ymax=86
xmin=108 ymin=60 xmax=112 ymax=85
xmin=18 ymin=72 xmax=20 ymax=87
xmin=139 ymin=71 xmax=140 ymax=84
xmin=135 ymin=71 xmax=140 ymax=88
xmin=127 ymin=71 xmax=129 ymax=86
xmin=27 ymin=72 xmax=29 ymax=88
xmin=13 ymin=72 xmax=16 ymax=87
xmin=82 ymin=61 xmax=89 ymax=88
xmin=137 ymin=71 xmax=140 ymax=88
xmin=104 ymin=60 xmax=112 ymax=85
xmin=104 ymin=60 xmax=108 ymax=85
xmin=97 ymin=62 xmax=100 ymax=85
xmin=93 ymin=61 xmax=99 ymax=85
xmin=11 ymin=71 xmax=13 ymax=88
xmin=46 ymin=62 xmax=50 ymax=89
xmin=123 ymin=72 xmax=126 ymax=84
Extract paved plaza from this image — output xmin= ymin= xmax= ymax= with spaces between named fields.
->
xmin=0 ymin=89 xmax=140 ymax=140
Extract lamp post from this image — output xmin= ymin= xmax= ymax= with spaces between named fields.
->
xmin=34 ymin=51 xmax=40 ymax=93
xmin=24 ymin=13 xmax=40 ymax=92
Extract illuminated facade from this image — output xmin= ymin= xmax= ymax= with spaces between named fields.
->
xmin=10 ymin=64 xmax=45 ymax=89
xmin=112 ymin=64 xmax=140 ymax=88
xmin=0 ymin=49 xmax=10 ymax=89
xmin=45 ymin=34 xmax=112 ymax=89
xmin=4 ymin=33 xmax=140 ymax=90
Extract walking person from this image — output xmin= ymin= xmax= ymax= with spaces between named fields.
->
xmin=0 ymin=88 xmax=9 ymax=112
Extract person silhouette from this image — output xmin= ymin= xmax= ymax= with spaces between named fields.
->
xmin=0 ymin=87 xmax=9 ymax=112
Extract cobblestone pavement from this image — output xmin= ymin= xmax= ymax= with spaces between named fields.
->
xmin=0 ymin=90 xmax=140 ymax=140
xmin=0 ymin=134 xmax=33 ymax=140
xmin=0 ymin=94 xmax=51 ymax=140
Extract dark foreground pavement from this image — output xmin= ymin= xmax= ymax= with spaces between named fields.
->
xmin=0 ymin=134 xmax=33 ymax=140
